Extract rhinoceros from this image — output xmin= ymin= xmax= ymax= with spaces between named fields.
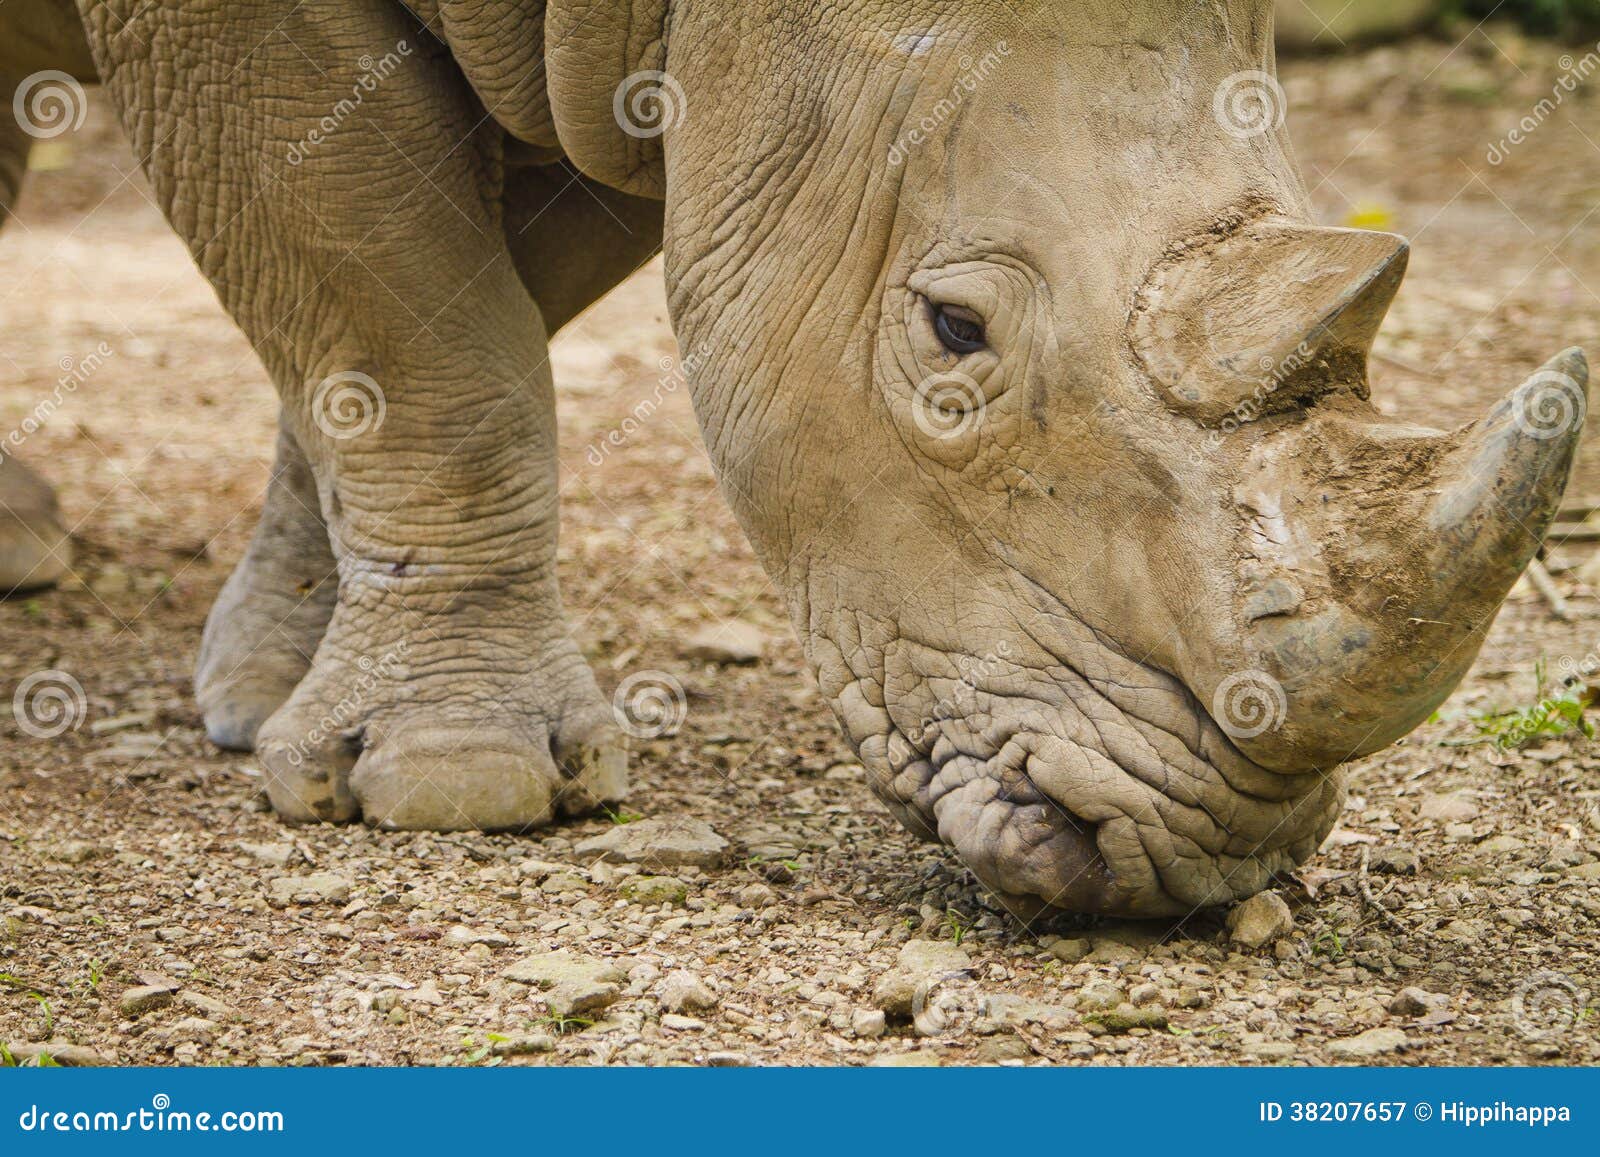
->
xmin=0 ymin=1 xmax=1585 ymax=917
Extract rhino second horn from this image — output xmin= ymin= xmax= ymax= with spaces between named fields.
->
xmin=1132 ymin=218 xmax=1409 ymax=424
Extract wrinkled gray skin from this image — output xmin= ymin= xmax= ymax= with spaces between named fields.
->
xmin=2 ymin=0 xmax=1583 ymax=917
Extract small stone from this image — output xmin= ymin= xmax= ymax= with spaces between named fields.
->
xmin=1129 ymin=983 xmax=1162 ymax=1007
xmin=705 ymin=1051 xmax=750 ymax=1067
xmin=1046 ymin=937 xmax=1091 ymax=963
xmin=574 ymin=817 xmax=728 ymax=868
xmin=1083 ymin=1003 xmax=1168 ymax=1032
xmin=1388 ymin=987 xmax=1442 ymax=1017
xmin=119 ymin=984 xmax=176 ymax=1018
xmin=1077 ymin=981 xmax=1126 ymax=1013
xmin=736 ymin=882 xmax=778 ymax=908
xmin=3 ymin=1041 xmax=109 ymax=1066
xmin=167 ymin=1017 xmax=219 ymax=1045
xmin=491 ymin=1033 xmax=555 ymax=1057
xmin=265 ymin=872 xmax=351 ymax=907
xmin=681 ymin=621 xmax=767 ymax=665
xmin=1327 ymin=1027 xmax=1409 ymax=1058
xmin=1419 ymin=793 xmax=1478 ymax=823
xmin=872 ymin=939 xmax=973 ymax=1019
xmin=661 ymin=1014 xmax=706 ymax=1031
xmin=620 ymin=876 xmax=689 ymax=907
xmin=50 ymin=840 xmax=107 ymax=865
xmin=1227 ymin=891 xmax=1295 ymax=948
xmin=1369 ymin=846 xmax=1418 ymax=875
xmin=1568 ymin=862 xmax=1600 ymax=883
xmin=852 ymin=1009 xmax=887 ymax=1038
xmin=1243 ymin=1040 xmax=1297 ymax=1061
xmin=868 ymin=1051 xmax=944 ymax=1067
xmin=1478 ymin=835 xmax=1526 ymax=857
xmin=503 ymin=951 xmax=626 ymax=1017
xmin=975 ymin=1036 xmax=1033 ymax=1063
xmin=657 ymin=970 xmax=717 ymax=1013
xmin=179 ymin=991 xmax=241 ymax=1021
xmin=237 ymin=842 xmax=296 ymax=868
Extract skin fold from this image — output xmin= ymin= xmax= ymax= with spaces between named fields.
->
xmin=1 ymin=0 xmax=1582 ymax=917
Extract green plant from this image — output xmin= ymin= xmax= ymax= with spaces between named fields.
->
xmin=943 ymin=909 xmax=973 ymax=946
xmin=601 ymin=806 xmax=643 ymax=825
xmin=1471 ymin=661 xmax=1594 ymax=749
xmin=535 ymin=1013 xmax=594 ymax=1035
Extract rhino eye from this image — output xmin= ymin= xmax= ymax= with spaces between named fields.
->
xmin=932 ymin=303 xmax=986 ymax=355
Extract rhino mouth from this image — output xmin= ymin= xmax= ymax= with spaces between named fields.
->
xmin=814 ymin=580 xmax=1343 ymax=920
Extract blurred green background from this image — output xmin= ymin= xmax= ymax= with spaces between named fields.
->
xmin=1278 ymin=0 xmax=1600 ymax=48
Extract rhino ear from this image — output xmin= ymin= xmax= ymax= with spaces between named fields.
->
xmin=546 ymin=0 xmax=671 ymax=199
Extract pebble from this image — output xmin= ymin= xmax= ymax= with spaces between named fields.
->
xmin=119 ymin=985 xmax=176 ymax=1018
xmin=238 ymin=842 xmax=297 ymax=868
xmin=851 ymin=1009 xmax=887 ymax=1039
xmin=705 ymin=1051 xmax=751 ymax=1067
xmin=620 ymin=876 xmax=690 ymax=907
xmin=265 ymin=872 xmax=352 ymax=907
xmin=574 ymin=817 xmax=728 ymax=868
xmin=503 ymin=951 xmax=626 ymax=1016
xmin=1046 ymin=937 xmax=1091 ymax=963
xmin=1077 ymin=981 xmax=1126 ymax=1013
xmin=871 ymin=939 xmax=973 ymax=1019
xmin=1387 ymin=987 xmax=1443 ymax=1017
xmin=1370 ymin=846 xmax=1418 ymax=875
xmin=491 ymin=1034 xmax=556 ymax=1057
xmin=1227 ymin=892 xmax=1295 ymax=948
xmin=1327 ymin=1027 xmax=1409 ymax=1058
xmin=1419 ymin=793 xmax=1479 ymax=823
xmin=657 ymin=970 xmax=718 ymax=1013
xmin=4 ymin=1041 xmax=109 ymax=1066
xmin=661 ymin=1014 xmax=707 ymax=1031
xmin=681 ymin=622 xmax=767 ymax=665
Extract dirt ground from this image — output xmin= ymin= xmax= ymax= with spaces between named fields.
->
xmin=4 ymin=29 xmax=1600 ymax=1068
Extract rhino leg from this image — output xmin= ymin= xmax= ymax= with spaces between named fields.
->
xmin=191 ymin=161 xmax=661 ymax=755
xmin=194 ymin=422 xmax=337 ymax=751
xmin=82 ymin=2 xmax=627 ymax=830
xmin=0 ymin=73 xmax=73 ymax=595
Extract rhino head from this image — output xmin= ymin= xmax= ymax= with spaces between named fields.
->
xmin=553 ymin=0 xmax=1585 ymax=916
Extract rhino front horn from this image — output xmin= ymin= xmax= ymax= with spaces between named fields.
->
xmin=1218 ymin=348 xmax=1588 ymax=773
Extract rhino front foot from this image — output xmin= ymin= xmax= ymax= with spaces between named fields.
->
xmin=195 ymin=424 xmax=337 ymax=751
xmin=252 ymin=628 xmax=628 ymax=832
